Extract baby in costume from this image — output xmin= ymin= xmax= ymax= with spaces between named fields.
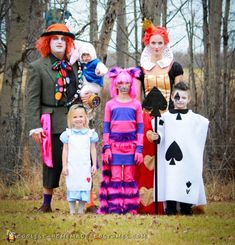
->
xmin=70 ymin=41 xmax=108 ymax=117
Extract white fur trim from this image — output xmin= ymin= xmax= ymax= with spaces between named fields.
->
xmin=80 ymin=82 xmax=101 ymax=96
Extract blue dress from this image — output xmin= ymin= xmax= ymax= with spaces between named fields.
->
xmin=60 ymin=128 xmax=98 ymax=202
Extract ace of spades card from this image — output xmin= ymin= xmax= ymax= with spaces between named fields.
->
xmin=155 ymin=110 xmax=208 ymax=205
xmin=165 ymin=141 xmax=183 ymax=165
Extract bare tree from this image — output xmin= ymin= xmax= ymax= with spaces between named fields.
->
xmin=139 ymin=0 xmax=164 ymax=25
xmin=96 ymin=0 xmax=122 ymax=63
xmin=89 ymin=0 xmax=98 ymax=46
xmin=116 ymin=0 xmax=128 ymax=67
xmin=179 ymin=0 xmax=198 ymax=111
xmin=222 ymin=0 xmax=230 ymax=131
xmin=0 ymin=0 xmax=46 ymax=184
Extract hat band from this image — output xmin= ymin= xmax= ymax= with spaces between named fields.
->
xmin=41 ymin=31 xmax=75 ymax=39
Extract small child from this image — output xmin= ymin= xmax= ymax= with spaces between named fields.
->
xmin=98 ymin=67 xmax=143 ymax=215
xmin=70 ymin=41 xmax=108 ymax=117
xmin=60 ymin=104 xmax=98 ymax=214
xmin=149 ymin=81 xmax=209 ymax=215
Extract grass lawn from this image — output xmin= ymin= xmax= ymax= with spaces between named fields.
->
xmin=0 ymin=200 xmax=234 ymax=244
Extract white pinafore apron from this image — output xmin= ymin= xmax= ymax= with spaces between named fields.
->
xmin=66 ymin=129 xmax=92 ymax=192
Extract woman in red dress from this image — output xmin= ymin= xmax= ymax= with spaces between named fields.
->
xmin=135 ymin=20 xmax=184 ymax=215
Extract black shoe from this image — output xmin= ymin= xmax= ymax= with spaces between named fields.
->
xmin=165 ymin=209 xmax=178 ymax=215
xmin=180 ymin=209 xmax=193 ymax=215
xmin=37 ymin=204 xmax=52 ymax=213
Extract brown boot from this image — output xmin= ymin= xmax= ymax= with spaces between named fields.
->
xmin=85 ymin=205 xmax=98 ymax=213
xmin=37 ymin=204 xmax=52 ymax=213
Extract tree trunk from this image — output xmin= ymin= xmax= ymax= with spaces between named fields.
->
xmin=96 ymin=0 xmax=121 ymax=63
xmin=0 ymin=0 xmax=45 ymax=184
xmin=140 ymin=0 xmax=163 ymax=25
xmin=222 ymin=0 xmax=230 ymax=132
xmin=202 ymin=0 xmax=223 ymax=174
xmin=134 ymin=0 xmax=139 ymax=65
xmin=162 ymin=0 xmax=167 ymax=27
xmin=187 ymin=1 xmax=197 ymax=111
xmin=0 ymin=0 xmax=31 ymax=183
xmin=116 ymin=0 xmax=128 ymax=67
xmin=89 ymin=0 xmax=98 ymax=47
xmin=202 ymin=0 xmax=210 ymax=116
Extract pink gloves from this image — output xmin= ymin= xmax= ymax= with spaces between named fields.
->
xmin=102 ymin=148 xmax=112 ymax=164
xmin=134 ymin=152 xmax=143 ymax=165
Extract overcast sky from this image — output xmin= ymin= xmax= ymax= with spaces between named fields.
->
xmin=66 ymin=0 xmax=235 ymax=54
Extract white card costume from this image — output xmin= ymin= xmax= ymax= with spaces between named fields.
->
xmin=152 ymin=109 xmax=209 ymax=205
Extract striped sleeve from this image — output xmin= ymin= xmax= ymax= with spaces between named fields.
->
xmin=136 ymin=101 xmax=144 ymax=153
xmin=102 ymin=101 xmax=111 ymax=152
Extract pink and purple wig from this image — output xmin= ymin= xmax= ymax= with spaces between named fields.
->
xmin=107 ymin=67 xmax=141 ymax=98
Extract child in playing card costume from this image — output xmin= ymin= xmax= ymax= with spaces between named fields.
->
xmin=60 ymin=104 xmax=98 ymax=214
xmin=135 ymin=19 xmax=184 ymax=215
xmin=97 ymin=67 xmax=143 ymax=215
xmin=150 ymin=82 xmax=209 ymax=215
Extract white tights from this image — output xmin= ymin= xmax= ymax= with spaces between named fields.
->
xmin=69 ymin=201 xmax=86 ymax=214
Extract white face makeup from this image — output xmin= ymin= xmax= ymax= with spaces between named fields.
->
xmin=149 ymin=34 xmax=166 ymax=58
xmin=116 ymin=81 xmax=131 ymax=94
xmin=81 ymin=53 xmax=91 ymax=63
xmin=172 ymin=90 xmax=191 ymax=109
xmin=50 ymin=35 xmax=66 ymax=59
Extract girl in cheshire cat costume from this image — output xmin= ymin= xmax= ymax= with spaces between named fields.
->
xmin=97 ymin=67 xmax=143 ymax=215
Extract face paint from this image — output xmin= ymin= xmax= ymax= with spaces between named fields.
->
xmin=50 ymin=35 xmax=66 ymax=59
xmin=174 ymin=92 xmax=180 ymax=101
xmin=117 ymin=82 xmax=131 ymax=94
xmin=172 ymin=90 xmax=190 ymax=109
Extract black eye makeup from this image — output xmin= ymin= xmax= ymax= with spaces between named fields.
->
xmin=174 ymin=92 xmax=180 ymax=101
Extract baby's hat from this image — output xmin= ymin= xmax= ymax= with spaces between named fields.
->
xmin=79 ymin=42 xmax=97 ymax=61
xmin=70 ymin=41 xmax=97 ymax=65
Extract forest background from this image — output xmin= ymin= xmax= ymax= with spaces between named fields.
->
xmin=0 ymin=0 xmax=234 ymax=202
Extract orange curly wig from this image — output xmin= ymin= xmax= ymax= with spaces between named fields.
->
xmin=36 ymin=35 xmax=74 ymax=58
xmin=142 ymin=19 xmax=169 ymax=46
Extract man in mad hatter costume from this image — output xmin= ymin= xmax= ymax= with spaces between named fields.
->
xmin=27 ymin=23 xmax=81 ymax=212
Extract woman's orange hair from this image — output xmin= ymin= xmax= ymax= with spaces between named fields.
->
xmin=142 ymin=19 xmax=169 ymax=46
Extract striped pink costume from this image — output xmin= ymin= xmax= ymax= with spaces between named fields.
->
xmin=98 ymin=98 xmax=143 ymax=214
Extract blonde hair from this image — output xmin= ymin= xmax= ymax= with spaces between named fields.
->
xmin=67 ymin=104 xmax=89 ymax=129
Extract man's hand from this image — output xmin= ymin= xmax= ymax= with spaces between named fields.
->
xmin=81 ymin=92 xmax=92 ymax=105
xmin=32 ymin=131 xmax=45 ymax=144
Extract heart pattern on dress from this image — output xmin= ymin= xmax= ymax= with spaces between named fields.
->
xmin=86 ymin=177 xmax=91 ymax=183
xmin=139 ymin=187 xmax=154 ymax=206
xmin=144 ymin=155 xmax=155 ymax=171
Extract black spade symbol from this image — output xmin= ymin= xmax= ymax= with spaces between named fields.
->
xmin=174 ymin=92 xmax=180 ymax=101
xmin=159 ymin=119 xmax=164 ymax=125
xmin=176 ymin=113 xmax=182 ymax=120
xmin=186 ymin=181 xmax=192 ymax=188
xmin=165 ymin=141 xmax=183 ymax=165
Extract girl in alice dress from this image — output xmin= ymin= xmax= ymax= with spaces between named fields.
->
xmin=60 ymin=104 xmax=98 ymax=214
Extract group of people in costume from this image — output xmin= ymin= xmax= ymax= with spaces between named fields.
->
xmin=27 ymin=20 xmax=209 ymax=215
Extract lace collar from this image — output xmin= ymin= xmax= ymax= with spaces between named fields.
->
xmin=140 ymin=45 xmax=173 ymax=70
